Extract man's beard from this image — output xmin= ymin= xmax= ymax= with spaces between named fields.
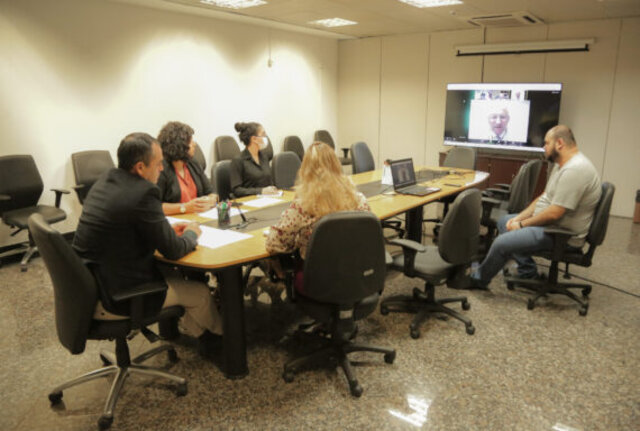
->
xmin=546 ymin=147 xmax=558 ymax=163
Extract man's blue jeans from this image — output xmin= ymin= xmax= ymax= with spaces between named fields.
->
xmin=476 ymin=213 xmax=554 ymax=284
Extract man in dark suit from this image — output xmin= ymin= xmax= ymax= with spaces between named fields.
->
xmin=73 ymin=132 xmax=222 ymax=359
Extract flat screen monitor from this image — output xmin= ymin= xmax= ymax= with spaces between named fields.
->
xmin=443 ymin=82 xmax=562 ymax=153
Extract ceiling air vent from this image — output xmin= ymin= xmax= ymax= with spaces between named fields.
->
xmin=466 ymin=11 xmax=544 ymax=28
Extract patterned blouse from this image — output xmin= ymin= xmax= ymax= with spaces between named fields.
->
xmin=265 ymin=192 xmax=370 ymax=259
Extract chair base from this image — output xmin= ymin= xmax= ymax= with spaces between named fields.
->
xmin=48 ymin=343 xmax=185 ymax=430
xmin=282 ymin=334 xmax=395 ymax=397
xmin=505 ymin=275 xmax=590 ymax=316
xmin=0 ymin=243 xmax=36 ymax=272
xmin=380 ymin=286 xmax=475 ymax=338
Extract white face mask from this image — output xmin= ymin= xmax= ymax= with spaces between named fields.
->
xmin=259 ymin=136 xmax=269 ymax=150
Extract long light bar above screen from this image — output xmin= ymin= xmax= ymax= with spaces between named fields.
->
xmin=447 ymin=83 xmax=562 ymax=92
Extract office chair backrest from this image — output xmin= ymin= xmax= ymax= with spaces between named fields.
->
xmin=263 ymin=137 xmax=274 ymax=162
xmin=303 ymin=211 xmax=386 ymax=304
xmin=283 ymin=135 xmax=304 ymax=161
xmin=214 ymin=160 xmax=233 ymax=201
xmin=313 ymin=130 xmax=336 ymax=150
xmin=71 ymin=150 xmax=115 ymax=204
xmin=0 ymin=155 xmax=44 ymax=215
xmin=213 ymin=135 xmax=241 ymax=163
xmin=272 ymin=151 xmax=301 ymax=189
xmin=506 ymin=162 xmax=533 ymax=214
xmin=28 ymin=214 xmax=97 ymax=355
xmin=443 ymin=147 xmax=476 ymax=170
xmin=192 ymin=142 xmax=207 ymax=171
xmin=350 ymin=142 xmax=375 ymax=174
xmin=524 ymin=159 xmax=543 ymax=200
xmin=587 ymin=182 xmax=615 ymax=248
xmin=438 ymin=188 xmax=481 ymax=265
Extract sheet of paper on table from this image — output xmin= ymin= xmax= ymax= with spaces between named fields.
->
xmin=198 ymin=207 xmax=242 ymax=220
xmin=166 ymin=216 xmax=188 ymax=225
xmin=197 ymin=225 xmax=252 ymax=250
xmin=242 ymin=197 xmax=284 ymax=208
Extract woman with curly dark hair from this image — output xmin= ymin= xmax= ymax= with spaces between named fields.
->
xmin=156 ymin=121 xmax=218 ymax=215
xmin=230 ymin=121 xmax=279 ymax=197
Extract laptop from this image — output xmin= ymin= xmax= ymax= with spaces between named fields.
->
xmin=389 ymin=158 xmax=441 ymax=196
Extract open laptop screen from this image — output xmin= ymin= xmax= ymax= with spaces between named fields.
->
xmin=390 ymin=158 xmax=417 ymax=189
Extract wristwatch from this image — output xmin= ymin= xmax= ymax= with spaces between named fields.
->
xmin=179 ymin=204 xmax=186 ymax=214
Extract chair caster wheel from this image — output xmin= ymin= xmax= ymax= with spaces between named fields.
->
xmin=506 ymin=282 xmax=514 ymax=290
xmin=282 ymin=371 xmax=295 ymax=383
xmin=167 ymin=349 xmax=179 ymax=363
xmin=48 ymin=391 xmax=63 ymax=405
xmin=176 ymin=382 xmax=187 ymax=397
xmin=461 ymin=300 xmax=470 ymax=311
xmin=579 ymin=305 xmax=589 ymax=316
xmin=410 ymin=327 xmax=420 ymax=339
xmin=384 ymin=351 xmax=396 ymax=364
xmin=466 ymin=325 xmax=475 ymax=335
xmin=582 ymin=287 xmax=591 ymax=297
xmin=98 ymin=415 xmax=113 ymax=430
xmin=349 ymin=382 xmax=363 ymax=397
xmin=527 ymin=299 xmax=535 ymax=310
xmin=21 ymin=266 xmax=27 ymax=273
xmin=380 ymin=305 xmax=389 ymax=316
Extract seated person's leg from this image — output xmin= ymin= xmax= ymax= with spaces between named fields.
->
xmin=495 ymin=213 xmax=544 ymax=278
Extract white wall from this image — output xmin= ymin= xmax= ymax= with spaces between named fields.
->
xmin=0 ymin=0 xmax=338 ymax=246
xmin=338 ymin=18 xmax=640 ymax=217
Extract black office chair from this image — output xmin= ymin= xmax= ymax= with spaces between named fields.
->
xmin=282 ymin=211 xmax=396 ymax=397
xmin=214 ymin=159 xmax=233 ymax=201
xmin=272 ymin=151 xmax=301 ymax=190
xmin=283 ymin=135 xmax=305 ymax=161
xmin=350 ymin=141 xmax=375 ymax=174
xmin=192 ymin=142 xmax=207 ymax=172
xmin=71 ymin=150 xmax=115 ymax=204
xmin=480 ymin=160 xmax=543 ymax=251
xmin=505 ymin=182 xmax=615 ymax=316
xmin=213 ymin=135 xmax=241 ymax=163
xmin=381 ymin=189 xmax=481 ymax=338
xmin=28 ymin=214 xmax=187 ymax=430
xmin=314 ymin=129 xmax=351 ymax=167
xmin=263 ymin=136 xmax=274 ymax=162
xmin=0 ymin=155 xmax=69 ymax=271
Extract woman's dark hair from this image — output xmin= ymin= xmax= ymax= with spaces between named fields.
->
xmin=157 ymin=121 xmax=194 ymax=163
xmin=234 ymin=122 xmax=262 ymax=146
xmin=117 ymin=132 xmax=155 ymax=171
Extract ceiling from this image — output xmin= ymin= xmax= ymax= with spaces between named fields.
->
xmin=114 ymin=0 xmax=640 ymax=39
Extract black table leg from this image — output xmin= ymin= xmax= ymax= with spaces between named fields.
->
xmin=217 ymin=265 xmax=248 ymax=379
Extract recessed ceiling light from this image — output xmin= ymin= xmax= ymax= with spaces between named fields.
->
xmin=398 ymin=0 xmax=463 ymax=8
xmin=200 ymin=0 xmax=267 ymax=9
xmin=309 ymin=18 xmax=358 ymax=28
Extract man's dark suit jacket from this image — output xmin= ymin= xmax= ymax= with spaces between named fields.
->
xmin=73 ymin=168 xmax=198 ymax=315
xmin=156 ymin=159 xmax=213 ymax=203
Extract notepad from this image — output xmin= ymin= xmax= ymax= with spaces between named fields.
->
xmin=197 ymin=226 xmax=252 ymax=250
xmin=243 ymin=197 xmax=283 ymax=208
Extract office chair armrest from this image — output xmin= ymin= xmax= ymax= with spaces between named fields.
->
xmin=0 ymin=193 xmax=10 ymax=201
xmin=483 ymin=187 xmax=510 ymax=198
xmin=389 ymin=238 xmax=427 ymax=253
xmin=494 ymin=183 xmax=511 ymax=190
xmin=112 ymin=281 xmax=169 ymax=333
xmin=111 ymin=281 xmax=168 ymax=303
xmin=543 ymin=227 xmax=574 ymax=260
xmin=481 ymin=196 xmax=503 ymax=221
xmin=71 ymin=184 xmax=86 ymax=191
xmin=340 ymin=147 xmax=350 ymax=158
xmin=50 ymin=188 xmax=71 ymax=208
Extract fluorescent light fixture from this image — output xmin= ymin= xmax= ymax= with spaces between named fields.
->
xmin=398 ymin=0 xmax=463 ymax=8
xmin=455 ymin=39 xmax=595 ymax=56
xmin=309 ymin=18 xmax=358 ymax=28
xmin=200 ymin=0 xmax=267 ymax=9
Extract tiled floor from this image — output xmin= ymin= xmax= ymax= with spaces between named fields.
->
xmin=1 ymin=216 xmax=638 ymax=431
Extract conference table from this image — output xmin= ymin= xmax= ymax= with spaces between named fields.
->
xmin=158 ymin=167 xmax=489 ymax=379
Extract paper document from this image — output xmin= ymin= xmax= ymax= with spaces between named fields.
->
xmin=243 ymin=197 xmax=283 ymax=208
xmin=258 ymin=190 xmax=283 ymax=198
xmin=198 ymin=207 xmax=242 ymax=220
xmin=466 ymin=171 xmax=489 ymax=185
xmin=166 ymin=216 xmax=187 ymax=225
xmin=197 ymin=226 xmax=252 ymax=250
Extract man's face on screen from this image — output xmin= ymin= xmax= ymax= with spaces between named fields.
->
xmin=488 ymin=109 xmax=510 ymax=136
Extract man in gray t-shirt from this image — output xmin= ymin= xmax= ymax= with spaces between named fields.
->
xmin=471 ymin=125 xmax=601 ymax=287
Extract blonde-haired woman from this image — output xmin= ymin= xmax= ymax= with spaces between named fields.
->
xmin=266 ymin=142 xmax=370 ymax=294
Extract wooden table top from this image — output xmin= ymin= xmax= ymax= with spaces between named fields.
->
xmin=157 ymin=167 xmax=488 ymax=269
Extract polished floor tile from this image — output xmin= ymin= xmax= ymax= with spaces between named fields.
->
xmin=1 ymin=216 xmax=638 ymax=431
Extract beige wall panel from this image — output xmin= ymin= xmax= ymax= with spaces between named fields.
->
xmin=0 ymin=0 xmax=338 ymax=245
xmin=425 ymin=29 xmax=483 ymax=166
xmin=379 ymin=34 xmax=429 ymax=163
xmin=545 ymin=20 xmax=620 ymax=179
xmin=337 ymin=38 xmax=381 ymax=166
xmin=483 ymin=26 xmax=548 ymax=83
xmin=603 ymin=17 xmax=640 ymax=216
